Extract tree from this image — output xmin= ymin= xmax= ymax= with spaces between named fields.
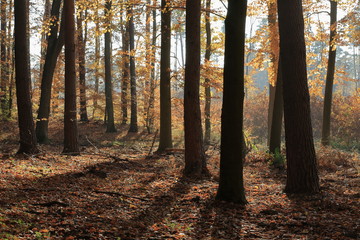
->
xmin=157 ymin=0 xmax=173 ymax=151
xmin=0 ymin=0 xmax=8 ymax=119
xmin=36 ymin=0 xmax=64 ymax=144
xmin=77 ymin=6 xmax=89 ymax=122
xmin=277 ymin=0 xmax=319 ymax=193
xmin=215 ymin=0 xmax=247 ymax=204
xmin=63 ymin=0 xmax=80 ymax=155
xmin=128 ymin=5 xmax=138 ymax=133
xmin=321 ymin=0 xmax=338 ymax=146
xmin=204 ymin=0 xmax=212 ymax=146
xmin=104 ymin=0 xmax=116 ymax=132
xmin=120 ymin=7 xmax=129 ymax=125
xmin=183 ymin=0 xmax=208 ymax=177
xmin=14 ymin=0 xmax=39 ymax=154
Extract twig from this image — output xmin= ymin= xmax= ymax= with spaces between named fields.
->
xmin=147 ymin=129 xmax=159 ymax=158
xmin=93 ymin=190 xmax=150 ymax=202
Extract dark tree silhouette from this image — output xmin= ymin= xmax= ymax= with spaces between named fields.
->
xmin=157 ymin=0 xmax=173 ymax=151
xmin=14 ymin=0 xmax=39 ymax=154
xmin=63 ymin=0 xmax=80 ymax=155
xmin=183 ymin=0 xmax=208 ymax=177
xmin=204 ymin=0 xmax=212 ymax=146
xmin=215 ymin=0 xmax=247 ymax=204
xmin=277 ymin=0 xmax=319 ymax=193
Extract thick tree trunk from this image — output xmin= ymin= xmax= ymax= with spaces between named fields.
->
xmin=77 ymin=10 xmax=88 ymax=122
xmin=36 ymin=0 xmax=64 ymax=144
xmin=128 ymin=7 xmax=138 ymax=133
xmin=215 ymin=0 xmax=247 ymax=204
xmin=204 ymin=0 xmax=212 ymax=146
xmin=277 ymin=0 xmax=319 ymax=193
xmin=321 ymin=0 xmax=337 ymax=146
xmin=157 ymin=0 xmax=173 ymax=151
xmin=63 ymin=0 xmax=80 ymax=155
xmin=14 ymin=0 xmax=39 ymax=154
xmin=104 ymin=0 xmax=116 ymax=132
xmin=184 ymin=0 xmax=208 ymax=177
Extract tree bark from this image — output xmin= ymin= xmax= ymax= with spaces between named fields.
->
xmin=104 ymin=0 xmax=116 ymax=132
xmin=321 ymin=0 xmax=337 ymax=146
xmin=36 ymin=0 xmax=64 ymax=144
xmin=277 ymin=0 xmax=319 ymax=193
xmin=157 ymin=0 xmax=173 ymax=151
xmin=121 ymin=9 xmax=129 ymax=125
xmin=0 ymin=0 xmax=8 ymax=119
xmin=77 ymin=9 xmax=88 ymax=122
xmin=93 ymin=8 xmax=100 ymax=119
xmin=204 ymin=0 xmax=212 ymax=146
xmin=215 ymin=0 xmax=247 ymax=204
xmin=128 ymin=6 xmax=138 ymax=133
xmin=63 ymin=0 xmax=80 ymax=155
xmin=14 ymin=0 xmax=39 ymax=154
xmin=183 ymin=0 xmax=208 ymax=177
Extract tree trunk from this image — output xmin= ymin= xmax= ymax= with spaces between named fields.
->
xmin=215 ymin=0 xmax=247 ymax=204
xmin=36 ymin=0 xmax=64 ymax=144
xmin=183 ymin=0 xmax=208 ymax=177
xmin=157 ymin=0 xmax=173 ymax=151
xmin=77 ymin=9 xmax=88 ymax=122
xmin=63 ymin=0 xmax=80 ymax=155
xmin=204 ymin=0 xmax=212 ymax=146
xmin=128 ymin=6 xmax=138 ymax=133
xmin=267 ymin=1 xmax=283 ymax=153
xmin=0 ymin=0 xmax=8 ymax=119
xmin=277 ymin=0 xmax=319 ymax=193
xmin=93 ymin=9 xmax=100 ymax=119
xmin=120 ymin=8 xmax=129 ymax=125
xmin=321 ymin=0 xmax=337 ymax=146
xmin=104 ymin=0 xmax=116 ymax=132
xmin=14 ymin=0 xmax=39 ymax=154
xmin=39 ymin=0 xmax=51 ymax=82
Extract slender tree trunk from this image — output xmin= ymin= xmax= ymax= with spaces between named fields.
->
xmin=121 ymin=10 xmax=129 ymax=125
xmin=269 ymin=60 xmax=283 ymax=153
xmin=39 ymin=0 xmax=51 ymax=81
xmin=36 ymin=0 xmax=64 ymax=144
xmin=184 ymin=0 xmax=208 ymax=177
xmin=104 ymin=0 xmax=116 ymax=132
xmin=215 ymin=0 xmax=247 ymax=204
xmin=14 ymin=0 xmax=39 ymax=154
xmin=0 ymin=0 xmax=8 ymax=119
xmin=321 ymin=0 xmax=337 ymax=146
xmin=204 ymin=0 xmax=212 ymax=146
xmin=6 ymin=0 xmax=13 ymax=119
xmin=148 ymin=0 xmax=157 ymax=132
xmin=77 ymin=10 xmax=88 ymax=122
xmin=93 ymin=12 xmax=100 ymax=119
xmin=157 ymin=0 xmax=173 ymax=151
xmin=128 ymin=6 xmax=138 ymax=133
xmin=267 ymin=0 xmax=283 ymax=153
xmin=277 ymin=0 xmax=319 ymax=193
xmin=63 ymin=0 xmax=80 ymax=155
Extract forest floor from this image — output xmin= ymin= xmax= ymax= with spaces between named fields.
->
xmin=0 ymin=121 xmax=359 ymax=240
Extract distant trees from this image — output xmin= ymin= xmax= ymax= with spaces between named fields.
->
xmin=63 ymin=0 xmax=80 ymax=154
xmin=278 ymin=0 xmax=319 ymax=193
xmin=216 ymin=0 xmax=247 ymax=204
xmin=14 ymin=0 xmax=38 ymax=154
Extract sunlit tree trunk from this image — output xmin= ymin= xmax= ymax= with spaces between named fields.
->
xmin=321 ymin=0 xmax=337 ymax=146
xmin=120 ymin=10 xmax=129 ymax=125
xmin=93 ymin=8 xmax=100 ymax=119
xmin=77 ymin=9 xmax=88 ymax=122
xmin=14 ymin=0 xmax=39 ymax=154
xmin=63 ymin=0 xmax=80 ymax=155
xmin=104 ymin=0 xmax=116 ymax=132
xmin=36 ymin=0 xmax=64 ymax=144
xmin=128 ymin=6 xmax=138 ymax=133
xmin=216 ymin=0 xmax=247 ymax=204
xmin=204 ymin=0 xmax=212 ymax=146
xmin=184 ymin=0 xmax=208 ymax=177
xmin=157 ymin=0 xmax=173 ymax=151
xmin=278 ymin=0 xmax=319 ymax=193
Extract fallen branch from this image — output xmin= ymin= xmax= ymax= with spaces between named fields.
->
xmin=94 ymin=190 xmax=150 ymax=202
xmin=147 ymin=129 xmax=159 ymax=158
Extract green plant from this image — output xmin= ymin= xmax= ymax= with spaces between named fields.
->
xmin=270 ymin=148 xmax=286 ymax=169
